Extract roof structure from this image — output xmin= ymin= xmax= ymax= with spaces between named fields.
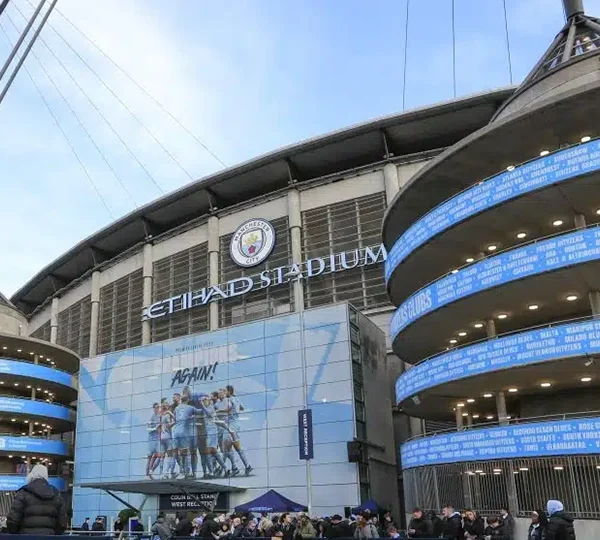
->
xmin=10 ymin=87 xmax=514 ymax=316
xmin=0 ymin=291 xmax=16 ymax=310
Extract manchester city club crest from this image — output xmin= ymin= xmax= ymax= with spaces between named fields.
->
xmin=230 ymin=219 xmax=276 ymax=267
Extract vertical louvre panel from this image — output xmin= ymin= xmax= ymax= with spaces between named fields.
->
xmin=56 ymin=296 xmax=91 ymax=358
xmin=30 ymin=320 xmax=51 ymax=342
xmin=219 ymin=217 xmax=293 ymax=327
xmin=151 ymin=243 xmax=209 ymax=342
xmin=98 ymin=270 xmax=143 ymax=353
xmin=302 ymin=192 xmax=388 ymax=310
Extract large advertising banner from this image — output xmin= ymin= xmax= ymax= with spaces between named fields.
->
xmin=385 ymin=139 xmax=600 ymax=281
xmin=75 ymin=305 xmax=360 ymax=520
xmin=0 ymin=397 xmax=76 ymax=423
xmin=0 ymin=359 xmax=75 ymax=389
xmin=396 ymin=319 xmax=600 ymax=404
xmin=401 ymin=417 xmax=600 ymax=469
xmin=0 ymin=435 xmax=68 ymax=456
xmin=391 ymin=227 xmax=600 ymax=339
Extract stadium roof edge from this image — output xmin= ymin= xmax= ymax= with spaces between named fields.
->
xmin=11 ymin=86 xmax=515 ymax=315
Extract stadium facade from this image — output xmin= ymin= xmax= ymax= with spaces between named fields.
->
xmin=0 ymin=293 xmax=78 ymax=513
xmin=11 ymin=84 xmax=514 ymax=524
xmin=384 ymin=0 xmax=600 ymax=536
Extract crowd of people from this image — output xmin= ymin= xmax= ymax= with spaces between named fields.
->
xmin=406 ymin=501 xmax=575 ymax=540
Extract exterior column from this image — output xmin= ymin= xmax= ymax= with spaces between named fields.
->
xmin=383 ymin=163 xmax=400 ymax=203
xmin=287 ymin=190 xmax=304 ymax=312
xmin=409 ymin=417 xmax=423 ymax=438
xmin=455 ymin=408 xmax=464 ymax=430
xmin=574 ymin=213 xmax=586 ymax=229
xmin=466 ymin=414 xmax=473 ymax=428
xmin=89 ymin=271 xmax=100 ymax=358
xmin=208 ymin=216 xmax=220 ymax=331
xmin=486 ymin=319 xmax=497 ymax=338
xmin=141 ymin=242 xmax=153 ymax=345
xmin=49 ymin=298 xmax=59 ymax=344
xmin=589 ymin=290 xmax=600 ymax=317
xmin=496 ymin=391 xmax=508 ymax=425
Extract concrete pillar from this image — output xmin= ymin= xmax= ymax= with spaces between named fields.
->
xmin=287 ymin=190 xmax=304 ymax=312
xmin=208 ymin=216 xmax=220 ymax=331
xmin=49 ymin=298 xmax=59 ymax=344
xmin=383 ymin=163 xmax=400 ymax=203
xmin=574 ymin=213 xmax=586 ymax=229
xmin=455 ymin=408 xmax=464 ymax=430
xmin=141 ymin=242 xmax=153 ymax=345
xmin=496 ymin=391 xmax=508 ymax=425
xmin=486 ymin=319 xmax=497 ymax=338
xmin=466 ymin=414 xmax=473 ymax=428
xmin=589 ymin=290 xmax=600 ymax=317
xmin=88 ymin=271 xmax=101 ymax=358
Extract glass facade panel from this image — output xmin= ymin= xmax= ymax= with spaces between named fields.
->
xmin=30 ymin=320 xmax=51 ymax=342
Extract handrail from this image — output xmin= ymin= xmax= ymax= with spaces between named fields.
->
xmin=407 ymin=314 xmax=597 ymax=367
xmin=394 ymin=223 xmax=600 ymax=326
xmin=404 ymin=410 xmax=600 ymax=442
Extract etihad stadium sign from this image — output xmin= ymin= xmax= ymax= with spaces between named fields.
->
xmin=142 ymin=240 xmax=387 ymax=322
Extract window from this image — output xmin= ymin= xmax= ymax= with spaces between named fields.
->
xmin=57 ymin=296 xmax=91 ymax=358
xmin=151 ymin=243 xmax=209 ymax=342
xmin=30 ymin=321 xmax=51 ymax=343
xmin=302 ymin=192 xmax=388 ymax=310
xmin=98 ymin=270 xmax=143 ymax=354
xmin=219 ymin=217 xmax=293 ymax=327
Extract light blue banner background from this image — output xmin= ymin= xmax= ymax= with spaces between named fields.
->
xmin=0 ymin=435 xmax=68 ymax=456
xmin=401 ymin=417 xmax=600 ymax=468
xmin=391 ymin=227 xmax=600 ymax=339
xmin=0 ymin=476 xmax=66 ymax=492
xmin=386 ymin=139 xmax=600 ymax=281
xmin=75 ymin=305 xmax=361 ymax=523
xmin=0 ymin=359 xmax=75 ymax=389
xmin=0 ymin=397 xmax=76 ymax=423
xmin=396 ymin=319 xmax=600 ymax=404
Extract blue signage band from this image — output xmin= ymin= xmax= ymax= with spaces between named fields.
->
xmin=385 ymin=139 xmax=600 ymax=283
xmin=0 ymin=435 xmax=68 ymax=456
xmin=391 ymin=227 xmax=600 ymax=340
xmin=0 ymin=397 xmax=76 ymax=423
xmin=0 ymin=359 xmax=75 ymax=389
xmin=0 ymin=476 xmax=66 ymax=492
xmin=395 ymin=318 xmax=600 ymax=405
xmin=401 ymin=417 xmax=600 ymax=469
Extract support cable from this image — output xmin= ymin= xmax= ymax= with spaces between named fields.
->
xmin=23 ymin=0 xmax=204 ymax=182
xmin=451 ymin=0 xmax=457 ymax=98
xmin=0 ymin=0 xmax=11 ymax=19
xmin=402 ymin=0 xmax=410 ymax=110
xmin=10 ymin=2 xmax=164 ymax=197
xmin=5 ymin=10 xmax=137 ymax=207
xmin=502 ymin=0 xmax=514 ymax=84
xmin=0 ymin=20 xmax=114 ymax=219
xmin=54 ymin=6 xmax=227 ymax=169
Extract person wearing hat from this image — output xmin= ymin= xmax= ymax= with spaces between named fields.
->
xmin=6 ymin=464 xmax=68 ymax=535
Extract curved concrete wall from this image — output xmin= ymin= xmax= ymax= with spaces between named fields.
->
xmin=0 ymin=305 xmax=27 ymax=337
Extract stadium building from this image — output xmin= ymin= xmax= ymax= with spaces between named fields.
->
xmin=10 ymin=82 xmax=514 ymax=523
xmin=0 ymin=292 xmax=78 ymax=512
xmin=384 ymin=0 xmax=600 ymax=536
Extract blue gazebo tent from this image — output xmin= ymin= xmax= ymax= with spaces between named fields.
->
xmin=234 ymin=489 xmax=308 ymax=513
xmin=351 ymin=499 xmax=381 ymax=515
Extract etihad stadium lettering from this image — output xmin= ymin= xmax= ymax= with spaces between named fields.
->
xmin=142 ymin=243 xmax=387 ymax=321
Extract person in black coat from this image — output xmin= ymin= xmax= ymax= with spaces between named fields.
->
xmin=546 ymin=500 xmax=575 ymax=540
xmin=426 ymin=511 xmax=444 ymax=538
xmin=82 ymin=518 xmax=91 ymax=532
xmin=484 ymin=517 xmax=510 ymax=539
xmin=6 ymin=464 xmax=68 ymax=535
xmin=528 ymin=510 xmax=548 ymax=540
xmin=326 ymin=515 xmax=353 ymax=538
xmin=176 ymin=512 xmax=194 ymax=537
xmin=463 ymin=510 xmax=484 ymax=539
xmin=407 ymin=508 xmax=432 ymax=538
xmin=92 ymin=517 xmax=106 ymax=532
xmin=441 ymin=505 xmax=463 ymax=540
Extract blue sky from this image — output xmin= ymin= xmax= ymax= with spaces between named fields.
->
xmin=0 ymin=0 xmax=598 ymax=296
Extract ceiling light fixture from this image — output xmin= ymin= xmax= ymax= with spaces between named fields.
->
xmin=456 ymin=403 xmax=465 ymax=408
xmin=483 ymin=393 xmax=493 ymax=398
xmin=488 ymin=245 xmax=498 ymax=251
xmin=519 ymin=467 xmax=529 ymax=471
xmin=528 ymin=304 xmax=539 ymax=310
xmin=552 ymin=219 xmax=564 ymax=227
xmin=581 ymin=136 xmax=591 ymax=143
xmin=540 ymin=150 xmax=550 ymax=156
xmin=516 ymin=232 xmax=527 ymax=239
xmin=540 ymin=382 xmax=552 ymax=388
xmin=474 ymin=323 xmax=484 ymax=329
xmin=472 ymin=414 xmax=480 ymax=419
xmin=493 ymin=468 xmax=501 ymax=473
xmin=449 ymin=339 xmax=458 ymax=344
xmin=506 ymin=165 xmax=515 ymax=171
xmin=497 ymin=314 xmax=508 ymax=319
xmin=581 ymin=377 xmax=592 ymax=383
xmin=466 ymin=258 xmax=474 ymax=263
xmin=486 ymin=415 xmax=494 ymax=420
xmin=566 ymin=295 xmax=579 ymax=301
xmin=554 ymin=466 xmax=564 ymax=471
xmin=508 ymin=388 xmax=518 ymax=393
xmin=467 ymin=398 xmax=475 ymax=403
xmin=451 ymin=269 xmax=459 ymax=274
xmin=458 ymin=332 xmax=467 ymax=337
xmin=462 ymin=412 xmax=469 ymax=417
